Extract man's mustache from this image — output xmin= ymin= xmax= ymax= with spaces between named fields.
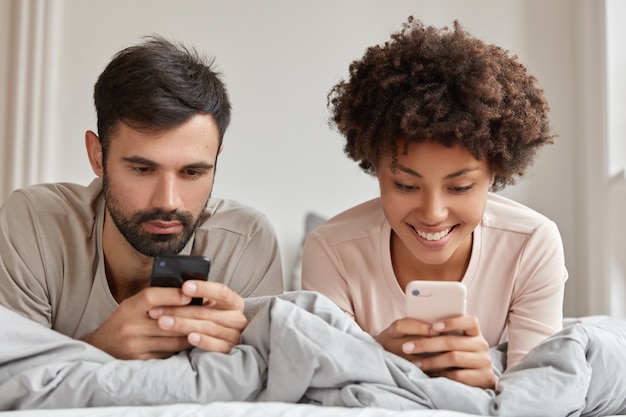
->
xmin=134 ymin=209 xmax=193 ymax=225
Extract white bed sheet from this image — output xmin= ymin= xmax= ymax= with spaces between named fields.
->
xmin=0 ymin=402 xmax=484 ymax=417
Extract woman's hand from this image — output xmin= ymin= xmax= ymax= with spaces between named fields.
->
xmin=375 ymin=315 xmax=496 ymax=389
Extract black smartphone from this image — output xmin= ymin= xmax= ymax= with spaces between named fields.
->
xmin=149 ymin=255 xmax=211 ymax=305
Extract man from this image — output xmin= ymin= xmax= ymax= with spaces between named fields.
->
xmin=0 ymin=36 xmax=283 ymax=360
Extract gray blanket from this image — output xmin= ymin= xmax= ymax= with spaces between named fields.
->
xmin=1 ymin=291 xmax=625 ymax=416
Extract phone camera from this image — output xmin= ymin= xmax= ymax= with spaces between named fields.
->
xmin=412 ymin=289 xmax=420 ymax=296
xmin=158 ymin=261 xmax=166 ymax=267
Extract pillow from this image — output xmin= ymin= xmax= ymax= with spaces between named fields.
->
xmin=286 ymin=212 xmax=327 ymax=292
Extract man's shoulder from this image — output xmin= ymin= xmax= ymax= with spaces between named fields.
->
xmin=199 ymin=197 xmax=273 ymax=236
xmin=2 ymin=180 xmax=102 ymax=217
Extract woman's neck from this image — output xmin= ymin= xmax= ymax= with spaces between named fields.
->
xmin=390 ymin=231 xmax=473 ymax=291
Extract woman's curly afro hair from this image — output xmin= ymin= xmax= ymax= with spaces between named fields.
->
xmin=328 ymin=17 xmax=556 ymax=191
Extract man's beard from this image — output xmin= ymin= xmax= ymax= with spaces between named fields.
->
xmin=104 ymin=180 xmax=203 ymax=257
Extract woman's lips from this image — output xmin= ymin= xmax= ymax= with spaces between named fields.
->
xmin=407 ymin=223 xmax=456 ymax=247
xmin=416 ymin=227 xmax=452 ymax=241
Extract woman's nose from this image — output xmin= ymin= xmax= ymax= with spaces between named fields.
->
xmin=418 ymin=192 xmax=448 ymax=224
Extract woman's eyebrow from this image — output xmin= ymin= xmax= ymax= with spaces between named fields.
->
xmin=393 ymin=163 xmax=479 ymax=179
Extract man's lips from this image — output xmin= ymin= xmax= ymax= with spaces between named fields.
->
xmin=143 ymin=220 xmax=183 ymax=234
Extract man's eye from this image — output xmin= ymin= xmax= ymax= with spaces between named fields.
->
xmin=132 ymin=166 xmax=152 ymax=173
xmin=184 ymin=169 xmax=203 ymax=177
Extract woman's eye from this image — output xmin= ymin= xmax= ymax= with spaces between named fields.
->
xmin=394 ymin=182 xmax=417 ymax=192
xmin=451 ymin=185 xmax=474 ymax=193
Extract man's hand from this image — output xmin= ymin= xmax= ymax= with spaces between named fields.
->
xmin=83 ymin=281 xmax=246 ymax=360
xmin=376 ymin=315 xmax=496 ymax=389
xmin=148 ymin=280 xmax=247 ymax=353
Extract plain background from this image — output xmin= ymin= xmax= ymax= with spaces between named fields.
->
xmin=0 ymin=0 xmax=624 ymax=318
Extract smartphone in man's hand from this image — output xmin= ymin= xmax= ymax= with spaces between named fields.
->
xmin=150 ymin=255 xmax=211 ymax=305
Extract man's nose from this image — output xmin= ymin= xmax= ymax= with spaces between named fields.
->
xmin=150 ymin=174 xmax=182 ymax=211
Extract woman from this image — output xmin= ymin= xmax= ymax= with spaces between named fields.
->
xmin=301 ymin=17 xmax=568 ymax=389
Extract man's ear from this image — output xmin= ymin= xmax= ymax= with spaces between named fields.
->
xmin=218 ymin=144 xmax=224 ymax=155
xmin=85 ymin=130 xmax=104 ymax=177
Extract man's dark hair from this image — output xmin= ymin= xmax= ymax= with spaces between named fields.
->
xmin=94 ymin=35 xmax=231 ymax=159
xmin=328 ymin=17 xmax=556 ymax=191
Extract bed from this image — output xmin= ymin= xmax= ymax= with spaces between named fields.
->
xmin=1 ymin=290 xmax=626 ymax=417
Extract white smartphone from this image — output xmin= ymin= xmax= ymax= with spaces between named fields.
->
xmin=405 ymin=280 xmax=467 ymax=323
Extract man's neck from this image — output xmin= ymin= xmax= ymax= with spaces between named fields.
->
xmin=102 ymin=210 xmax=154 ymax=303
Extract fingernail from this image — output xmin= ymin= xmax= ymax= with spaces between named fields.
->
xmin=188 ymin=333 xmax=200 ymax=345
xmin=185 ymin=282 xmax=197 ymax=293
xmin=414 ymin=360 xmax=422 ymax=368
xmin=432 ymin=322 xmax=445 ymax=331
xmin=148 ymin=307 xmax=163 ymax=318
xmin=160 ymin=316 xmax=174 ymax=329
xmin=402 ymin=342 xmax=415 ymax=353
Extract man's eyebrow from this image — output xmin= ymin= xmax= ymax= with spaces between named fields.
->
xmin=122 ymin=156 xmax=156 ymax=165
xmin=393 ymin=163 xmax=479 ymax=179
xmin=122 ymin=156 xmax=214 ymax=170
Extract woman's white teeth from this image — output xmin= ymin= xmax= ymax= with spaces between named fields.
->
xmin=417 ymin=228 xmax=451 ymax=241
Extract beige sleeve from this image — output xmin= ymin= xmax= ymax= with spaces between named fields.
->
xmin=0 ymin=190 xmax=53 ymax=327
xmin=301 ymin=230 xmax=355 ymax=319
xmin=505 ymin=220 xmax=568 ymax=367
xmin=229 ymin=212 xmax=284 ymax=297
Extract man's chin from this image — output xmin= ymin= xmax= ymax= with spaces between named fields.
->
xmin=149 ymin=233 xmax=182 ymax=242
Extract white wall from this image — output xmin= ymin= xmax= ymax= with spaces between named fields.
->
xmin=0 ymin=1 xmax=11 ymax=199
xmin=606 ymin=0 xmax=626 ymax=317
xmin=1 ymin=0 xmax=622 ymax=317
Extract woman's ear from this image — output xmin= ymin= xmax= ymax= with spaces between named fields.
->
xmin=85 ymin=130 xmax=104 ymax=177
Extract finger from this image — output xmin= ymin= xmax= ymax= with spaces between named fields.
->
xmin=115 ymin=297 xmax=186 ymax=338
xmin=391 ymin=318 xmax=433 ymax=338
xmin=138 ymin=286 xmax=192 ymax=311
xmin=158 ymin=305 xmax=248 ymax=330
xmin=433 ymin=315 xmax=481 ymax=337
xmin=182 ymin=281 xmax=244 ymax=311
xmin=156 ymin=314 xmax=245 ymax=346
xmin=403 ymin=333 xmax=465 ymax=356
xmin=417 ymin=347 xmax=492 ymax=373
xmin=187 ymin=331 xmax=238 ymax=353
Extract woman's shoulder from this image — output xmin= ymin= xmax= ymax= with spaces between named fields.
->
xmin=312 ymin=198 xmax=386 ymax=244
xmin=483 ymin=192 xmax=555 ymax=235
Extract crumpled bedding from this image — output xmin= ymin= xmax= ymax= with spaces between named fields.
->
xmin=1 ymin=291 xmax=625 ymax=416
